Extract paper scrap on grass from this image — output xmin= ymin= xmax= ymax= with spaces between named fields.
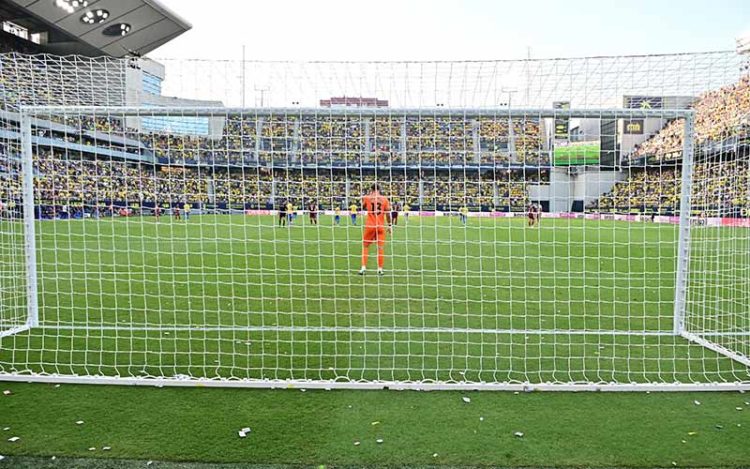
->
xmin=75 ymin=420 xmax=84 ymax=425
xmin=694 ymin=400 xmax=701 ymax=406
xmin=376 ymin=438 xmax=383 ymax=444
xmin=462 ymin=396 xmax=471 ymax=403
xmin=514 ymin=432 xmax=524 ymax=438
xmin=7 ymin=437 xmax=19 ymax=442
xmin=2 ymin=391 xmax=10 ymax=396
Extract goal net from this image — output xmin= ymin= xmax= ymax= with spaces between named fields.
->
xmin=0 ymin=52 xmax=748 ymax=390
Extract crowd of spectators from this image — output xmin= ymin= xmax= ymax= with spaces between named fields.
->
xmin=591 ymin=155 xmax=750 ymax=214
xmin=631 ymin=75 xmax=750 ymax=161
xmin=141 ymin=115 xmax=547 ymax=167
xmin=0 ymin=146 xmax=544 ymax=212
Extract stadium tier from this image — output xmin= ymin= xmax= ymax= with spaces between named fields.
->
xmin=0 ymin=51 xmax=749 ymax=390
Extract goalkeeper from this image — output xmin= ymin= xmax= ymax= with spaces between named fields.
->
xmin=359 ymin=184 xmax=391 ymax=276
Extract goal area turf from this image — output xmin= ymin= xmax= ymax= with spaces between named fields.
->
xmin=2 ymin=214 xmax=748 ymax=387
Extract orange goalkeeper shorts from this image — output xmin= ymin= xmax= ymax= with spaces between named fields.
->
xmin=363 ymin=227 xmax=387 ymax=247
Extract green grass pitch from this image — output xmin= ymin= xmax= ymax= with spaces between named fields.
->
xmin=1 ymin=214 xmax=747 ymax=384
xmin=1 ymin=214 xmax=749 ymax=467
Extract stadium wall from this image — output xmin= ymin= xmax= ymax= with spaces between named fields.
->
xmin=548 ymin=167 xmax=624 ymax=212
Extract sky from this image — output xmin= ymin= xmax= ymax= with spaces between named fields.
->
xmin=154 ymin=0 xmax=750 ymax=62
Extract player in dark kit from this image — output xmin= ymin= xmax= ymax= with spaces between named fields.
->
xmin=278 ymin=200 xmax=287 ymax=226
xmin=527 ymin=203 xmax=540 ymax=227
xmin=391 ymin=201 xmax=400 ymax=226
xmin=309 ymin=201 xmax=318 ymax=225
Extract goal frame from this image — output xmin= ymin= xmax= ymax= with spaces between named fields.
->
xmin=7 ymin=105 xmax=748 ymax=391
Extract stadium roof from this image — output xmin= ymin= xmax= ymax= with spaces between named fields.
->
xmin=2 ymin=0 xmax=190 ymax=57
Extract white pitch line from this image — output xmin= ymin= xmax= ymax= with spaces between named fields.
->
xmin=31 ymin=324 xmax=679 ymax=336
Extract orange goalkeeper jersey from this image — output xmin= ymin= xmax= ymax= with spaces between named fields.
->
xmin=362 ymin=192 xmax=391 ymax=228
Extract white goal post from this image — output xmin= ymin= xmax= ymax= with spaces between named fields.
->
xmin=1 ymin=103 xmax=748 ymax=391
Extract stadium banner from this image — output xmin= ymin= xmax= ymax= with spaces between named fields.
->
xmin=720 ymin=217 xmax=750 ymax=227
xmin=623 ymin=119 xmax=645 ymax=134
xmin=624 ymin=95 xmax=664 ymax=109
xmin=239 ymin=210 xmax=749 ymax=228
xmin=244 ymin=210 xmax=273 ymax=216
xmin=553 ymin=101 xmax=570 ymax=139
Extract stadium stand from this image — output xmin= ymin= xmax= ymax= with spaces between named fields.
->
xmin=1 ymin=51 xmax=748 ymax=218
xmin=592 ymin=74 xmax=750 ymax=215
xmin=631 ymin=76 xmax=750 ymax=161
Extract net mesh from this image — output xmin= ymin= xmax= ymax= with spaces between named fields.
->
xmin=0 ymin=51 xmax=748 ymax=387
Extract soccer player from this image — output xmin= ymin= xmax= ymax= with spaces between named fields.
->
xmin=403 ymin=202 xmax=411 ymax=222
xmin=286 ymin=200 xmax=294 ymax=225
xmin=459 ymin=205 xmax=469 ymax=225
xmin=278 ymin=200 xmax=287 ymax=226
xmin=534 ymin=203 xmax=542 ymax=226
xmin=359 ymin=184 xmax=391 ymax=276
xmin=391 ymin=201 xmax=400 ymax=226
xmin=183 ymin=202 xmax=191 ymax=221
xmin=349 ymin=202 xmax=358 ymax=225
xmin=174 ymin=206 xmax=181 ymax=220
xmin=527 ymin=203 xmax=539 ymax=227
xmin=309 ymin=200 xmax=318 ymax=225
xmin=334 ymin=205 xmax=341 ymax=225
xmin=154 ymin=205 xmax=161 ymax=220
